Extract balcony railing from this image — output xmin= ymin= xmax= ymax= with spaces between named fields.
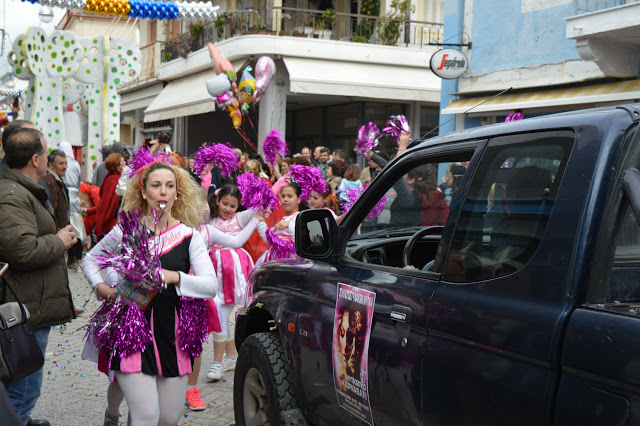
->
xmin=120 ymin=41 xmax=162 ymax=89
xmin=573 ymin=0 xmax=639 ymax=14
xmin=161 ymin=6 xmax=443 ymax=62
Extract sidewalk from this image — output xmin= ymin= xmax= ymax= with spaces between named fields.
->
xmin=29 ymin=269 xmax=236 ymax=426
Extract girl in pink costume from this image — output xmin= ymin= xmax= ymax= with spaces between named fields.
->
xmin=201 ymin=185 xmax=264 ymax=381
xmin=257 ymin=182 xmax=305 ymax=264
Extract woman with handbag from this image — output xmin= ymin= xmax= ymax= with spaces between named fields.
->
xmin=82 ymin=160 xmax=217 ymax=425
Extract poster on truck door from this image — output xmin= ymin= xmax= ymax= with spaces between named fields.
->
xmin=332 ymin=283 xmax=376 ymax=425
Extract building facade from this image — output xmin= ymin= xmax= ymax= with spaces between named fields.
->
xmin=439 ymin=0 xmax=640 ymax=133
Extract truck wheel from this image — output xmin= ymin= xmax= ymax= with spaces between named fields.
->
xmin=234 ymin=332 xmax=300 ymax=426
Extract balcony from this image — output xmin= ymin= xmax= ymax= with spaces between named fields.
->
xmin=160 ymin=6 xmax=443 ymax=63
xmin=566 ymin=0 xmax=640 ymax=77
xmin=573 ymin=0 xmax=639 ymax=15
xmin=120 ymin=41 xmax=163 ymax=89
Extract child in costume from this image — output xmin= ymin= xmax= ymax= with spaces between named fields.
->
xmin=337 ymin=163 xmax=363 ymax=205
xmin=201 ymin=185 xmax=265 ymax=381
xmin=257 ymin=182 xmax=305 ymax=264
xmin=83 ymin=161 xmax=216 ymax=426
xmin=183 ymin=194 xmax=266 ymax=408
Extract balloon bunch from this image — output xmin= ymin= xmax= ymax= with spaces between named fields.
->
xmin=20 ymin=0 xmax=219 ymax=20
xmin=84 ymin=0 xmax=131 ymax=17
xmin=205 ymin=43 xmax=276 ymax=130
xmin=0 ymin=88 xmax=21 ymax=98
xmin=26 ymin=0 xmax=87 ymax=8
xmin=128 ymin=0 xmax=179 ymax=19
xmin=176 ymin=1 xmax=219 ymax=20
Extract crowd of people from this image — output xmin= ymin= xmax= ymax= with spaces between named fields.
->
xmin=0 ymin=121 xmax=468 ymax=425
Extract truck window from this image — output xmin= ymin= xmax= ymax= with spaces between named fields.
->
xmin=604 ymin=202 xmax=640 ymax=310
xmin=347 ymin=158 xmax=470 ymax=270
xmin=444 ymin=131 xmax=575 ymax=282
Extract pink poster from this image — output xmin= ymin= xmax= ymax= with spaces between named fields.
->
xmin=332 ymin=283 xmax=376 ymax=425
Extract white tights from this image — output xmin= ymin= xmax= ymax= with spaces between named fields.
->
xmin=115 ymin=372 xmax=189 ymax=426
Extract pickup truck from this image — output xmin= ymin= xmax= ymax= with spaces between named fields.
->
xmin=233 ymin=104 xmax=640 ymax=425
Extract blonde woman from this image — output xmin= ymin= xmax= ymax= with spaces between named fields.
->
xmin=82 ymin=162 xmax=216 ymax=425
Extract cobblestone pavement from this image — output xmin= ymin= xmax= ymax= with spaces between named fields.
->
xmin=29 ymin=269 xmax=236 ymax=426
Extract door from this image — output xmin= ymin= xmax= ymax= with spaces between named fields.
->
xmin=294 ymin=145 xmax=478 ymax=425
xmin=556 ymin=125 xmax=640 ymax=426
xmin=424 ymin=131 xmax=576 ymax=425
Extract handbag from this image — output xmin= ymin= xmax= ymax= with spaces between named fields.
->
xmin=0 ymin=276 xmax=44 ymax=385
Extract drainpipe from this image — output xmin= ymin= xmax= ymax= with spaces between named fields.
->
xmin=438 ymin=0 xmax=465 ymax=135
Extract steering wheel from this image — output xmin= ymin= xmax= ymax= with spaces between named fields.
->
xmin=402 ymin=226 xmax=444 ymax=267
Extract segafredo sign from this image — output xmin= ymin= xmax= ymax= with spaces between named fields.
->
xmin=430 ymin=49 xmax=468 ymax=79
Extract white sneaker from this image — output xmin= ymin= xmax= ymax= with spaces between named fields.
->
xmin=222 ymin=356 xmax=237 ymax=372
xmin=206 ymin=362 xmax=222 ymax=380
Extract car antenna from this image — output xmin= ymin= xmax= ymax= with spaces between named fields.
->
xmin=419 ymin=87 xmax=514 ymax=141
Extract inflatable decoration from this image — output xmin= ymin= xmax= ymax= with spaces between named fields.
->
xmin=7 ymin=35 xmax=35 ymax=121
xmin=74 ymin=35 xmax=106 ymax=179
xmin=24 ymin=27 xmax=83 ymax=148
xmin=237 ymin=66 xmax=255 ymax=115
xmin=103 ymin=38 xmax=141 ymax=145
xmin=62 ymin=79 xmax=87 ymax=148
xmin=253 ymin=56 xmax=275 ymax=103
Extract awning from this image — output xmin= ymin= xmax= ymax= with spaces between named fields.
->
xmin=121 ymin=83 xmax=163 ymax=113
xmin=442 ymin=80 xmax=640 ymax=115
xmin=144 ymin=59 xmax=248 ymax=122
xmin=283 ymin=57 xmax=441 ymax=103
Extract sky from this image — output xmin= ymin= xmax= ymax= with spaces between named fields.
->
xmin=1 ymin=1 xmax=66 ymax=52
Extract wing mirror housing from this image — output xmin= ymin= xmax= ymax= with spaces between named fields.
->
xmin=295 ymin=209 xmax=338 ymax=261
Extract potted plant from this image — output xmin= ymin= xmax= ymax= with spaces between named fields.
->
xmin=214 ymin=12 xmax=227 ymax=39
xmin=163 ymin=51 xmax=173 ymax=61
xmin=278 ymin=30 xmax=291 ymax=36
xmin=321 ymin=8 xmax=336 ymax=29
xmin=190 ymin=21 xmax=203 ymax=40
xmin=380 ymin=0 xmax=413 ymax=46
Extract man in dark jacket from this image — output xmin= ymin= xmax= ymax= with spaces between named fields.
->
xmin=0 ymin=128 xmax=77 ymax=426
xmin=42 ymin=149 xmax=69 ymax=230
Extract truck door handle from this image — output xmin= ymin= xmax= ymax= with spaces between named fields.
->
xmin=390 ymin=304 xmax=412 ymax=324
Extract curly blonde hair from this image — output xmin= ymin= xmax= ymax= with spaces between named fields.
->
xmin=121 ymin=162 xmax=204 ymax=228
xmin=244 ymin=159 xmax=261 ymax=177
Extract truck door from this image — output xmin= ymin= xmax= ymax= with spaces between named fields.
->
xmin=424 ymin=131 xmax=576 ymax=425
xmin=294 ymin=145 xmax=478 ymax=425
xmin=556 ymin=124 xmax=640 ymax=426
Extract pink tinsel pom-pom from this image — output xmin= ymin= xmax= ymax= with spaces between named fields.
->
xmin=263 ymin=128 xmax=288 ymax=165
xmin=354 ymin=122 xmax=381 ymax=158
xmin=266 ymin=228 xmax=296 ymax=260
xmin=127 ymin=146 xmax=171 ymax=178
xmin=177 ymin=297 xmax=209 ymax=358
xmin=193 ymin=143 xmax=238 ymax=176
xmin=237 ymin=172 xmax=279 ymax=212
xmin=340 ymin=183 xmax=387 ymax=220
xmin=86 ymin=300 xmax=153 ymax=360
xmin=383 ymin=115 xmax=411 ymax=145
xmin=288 ymin=165 xmax=327 ymax=202
xmin=95 ymin=210 xmax=163 ymax=307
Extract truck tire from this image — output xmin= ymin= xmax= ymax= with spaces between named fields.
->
xmin=234 ymin=332 xmax=302 ymax=426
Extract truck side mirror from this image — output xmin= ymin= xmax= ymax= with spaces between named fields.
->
xmin=295 ymin=209 xmax=337 ymax=261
